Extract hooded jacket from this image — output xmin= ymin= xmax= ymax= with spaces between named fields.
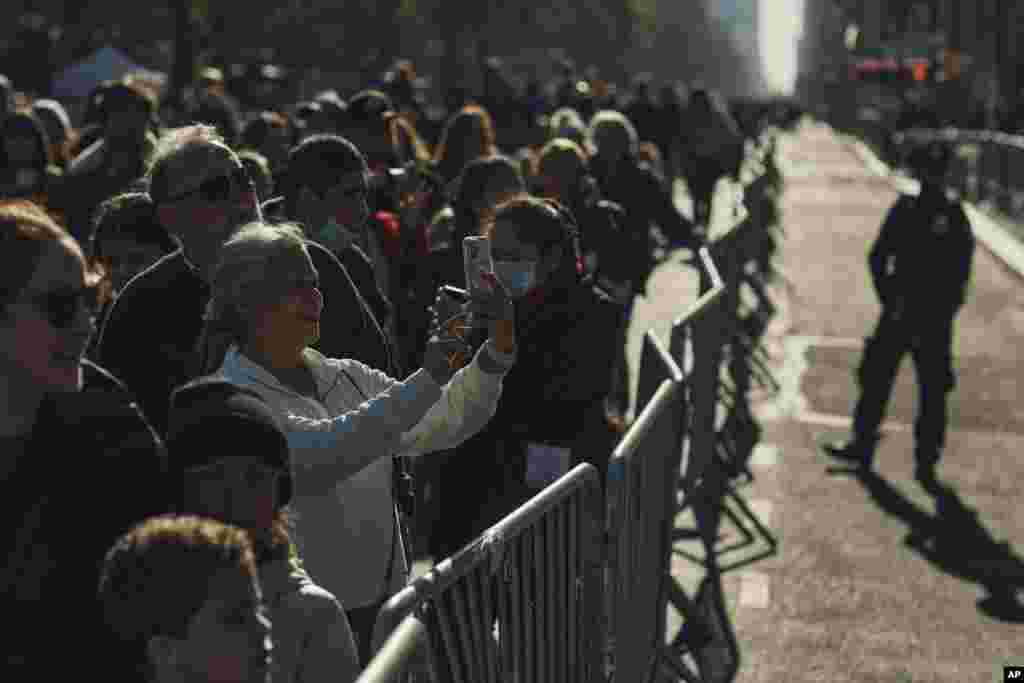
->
xmin=260 ymin=556 xmax=361 ymax=683
xmin=433 ymin=275 xmax=624 ymax=556
xmin=218 ymin=340 xmax=514 ymax=609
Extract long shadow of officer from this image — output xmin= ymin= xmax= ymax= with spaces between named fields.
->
xmin=825 ymin=141 xmax=975 ymax=485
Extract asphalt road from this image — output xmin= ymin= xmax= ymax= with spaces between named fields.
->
xmin=656 ymin=120 xmax=1024 ymax=683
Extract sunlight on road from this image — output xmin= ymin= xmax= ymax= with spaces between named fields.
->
xmin=759 ymin=0 xmax=803 ymax=95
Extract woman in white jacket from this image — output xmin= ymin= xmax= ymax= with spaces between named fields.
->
xmin=196 ymin=221 xmax=516 ymax=663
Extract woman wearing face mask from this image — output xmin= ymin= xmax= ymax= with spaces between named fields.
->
xmin=0 ymin=199 xmax=168 ymax=678
xmin=0 ymin=111 xmax=64 ymax=210
xmin=166 ymin=377 xmax=361 ymax=683
xmin=430 ymin=194 xmax=626 ymax=559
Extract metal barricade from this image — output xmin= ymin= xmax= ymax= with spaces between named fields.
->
xmin=355 ymin=614 xmax=430 ymax=683
xmin=670 ymin=247 xmax=727 ymax=497
xmin=363 ymin=463 xmax=605 ymax=683
xmin=605 ymin=331 xmax=685 ymax=683
xmin=360 ymin=134 xmax=782 ymax=683
xmin=892 ymin=128 xmax=1024 ymax=220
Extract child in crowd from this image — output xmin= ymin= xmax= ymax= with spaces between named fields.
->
xmin=98 ymin=515 xmax=272 ymax=683
xmin=166 ymin=376 xmax=361 ymax=683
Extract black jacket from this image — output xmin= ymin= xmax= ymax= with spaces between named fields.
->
xmin=567 ymin=187 xmax=634 ymax=290
xmin=869 ymin=188 xmax=975 ymax=323
xmin=434 ymin=275 xmax=625 ymax=554
xmin=591 ymin=159 xmax=698 ymax=293
xmin=96 ymin=243 xmax=391 ymax=437
xmin=332 ymin=242 xmax=393 ymax=334
xmin=4 ymin=359 xmax=168 ymax=675
xmin=592 ymin=158 xmax=697 ymax=246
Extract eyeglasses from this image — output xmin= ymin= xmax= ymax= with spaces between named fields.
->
xmin=22 ymin=284 xmax=101 ymax=329
xmin=165 ymin=165 xmax=253 ymax=203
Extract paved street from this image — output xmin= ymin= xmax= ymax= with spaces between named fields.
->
xmin=653 ymin=121 xmax=1024 ymax=683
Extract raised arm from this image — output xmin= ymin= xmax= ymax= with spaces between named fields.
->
xmin=285 ymin=366 xmax=442 ymax=495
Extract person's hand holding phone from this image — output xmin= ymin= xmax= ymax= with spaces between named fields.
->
xmin=422 ymin=333 xmax=470 ymax=385
xmin=469 ymin=272 xmax=516 ymax=354
xmin=428 ymin=285 xmax=469 ymax=335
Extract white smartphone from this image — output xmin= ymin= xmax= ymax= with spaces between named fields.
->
xmin=463 ymin=236 xmax=495 ymax=298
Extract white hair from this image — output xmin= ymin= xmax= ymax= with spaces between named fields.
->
xmin=195 ymin=221 xmax=309 ymax=374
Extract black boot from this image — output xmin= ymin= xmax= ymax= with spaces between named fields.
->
xmin=822 ymin=433 xmax=879 ymax=469
xmin=913 ymin=445 xmax=942 ymax=492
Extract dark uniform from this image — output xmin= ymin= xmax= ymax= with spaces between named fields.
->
xmin=828 ymin=145 xmax=974 ymax=479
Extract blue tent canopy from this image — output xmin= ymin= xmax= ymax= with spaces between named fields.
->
xmin=52 ymin=45 xmax=166 ymax=99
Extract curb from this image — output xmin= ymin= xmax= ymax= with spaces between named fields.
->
xmin=843 ymin=134 xmax=1024 ymax=282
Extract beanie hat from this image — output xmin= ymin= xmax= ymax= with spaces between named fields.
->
xmin=166 ymin=376 xmax=292 ymax=505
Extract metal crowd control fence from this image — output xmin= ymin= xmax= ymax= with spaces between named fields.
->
xmin=890 ymin=128 xmax=1024 ymax=220
xmin=605 ymin=331 xmax=686 ymax=683
xmin=364 ymin=463 xmax=605 ymax=683
xmin=360 ymin=134 xmax=781 ymax=683
xmin=607 ymin=139 xmax=777 ymax=683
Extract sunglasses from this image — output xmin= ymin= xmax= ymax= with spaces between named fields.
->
xmin=166 ymin=165 xmax=253 ymax=203
xmin=23 ymin=284 xmax=101 ymax=329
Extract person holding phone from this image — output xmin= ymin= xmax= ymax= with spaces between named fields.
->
xmin=201 ymin=220 xmax=516 ymax=664
xmin=431 ymin=194 xmax=626 ymax=558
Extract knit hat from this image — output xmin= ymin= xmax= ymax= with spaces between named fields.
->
xmin=166 ymin=376 xmax=292 ymax=505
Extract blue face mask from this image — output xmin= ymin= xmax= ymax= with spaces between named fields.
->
xmin=493 ymin=260 xmax=538 ymax=299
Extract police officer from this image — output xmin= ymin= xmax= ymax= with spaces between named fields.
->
xmin=824 ymin=142 xmax=975 ymax=485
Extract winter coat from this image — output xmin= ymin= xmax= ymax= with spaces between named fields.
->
xmin=96 ymin=242 xmax=391 ymax=437
xmin=433 ymin=276 xmax=625 ymax=555
xmin=217 ymin=340 xmax=514 ymax=609
xmin=869 ymin=188 xmax=975 ymax=323
xmin=591 ymin=159 xmax=698 ymax=291
xmin=2 ymin=359 xmax=168 ymax=677
xmin=260 ymin=556 xmax=361 ymax=683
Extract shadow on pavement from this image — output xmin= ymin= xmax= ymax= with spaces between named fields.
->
xmin=826 ymin=464 xmax=1024 ymax=623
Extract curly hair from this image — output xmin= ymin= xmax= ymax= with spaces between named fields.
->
xmin=98 ymin=515 xmax=258 ymax=679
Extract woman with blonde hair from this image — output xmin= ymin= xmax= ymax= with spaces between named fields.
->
xmin=199 ymin=220 xmax=517 ymax=663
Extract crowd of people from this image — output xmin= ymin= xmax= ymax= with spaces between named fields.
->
xmin=2 ymin=57 xmax=755 ymax=681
